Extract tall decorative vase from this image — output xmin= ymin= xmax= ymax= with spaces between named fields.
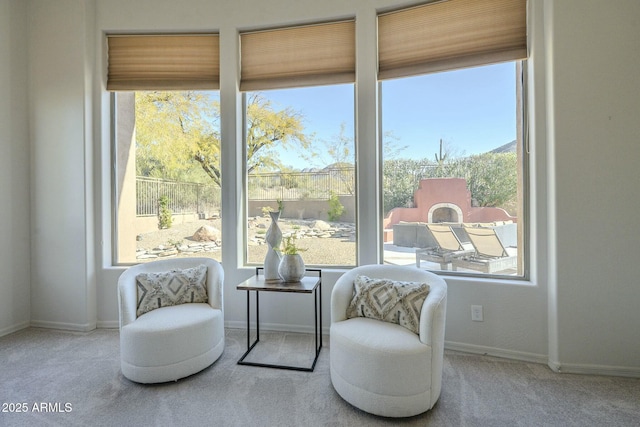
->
xmin=264 ymin=211 xmax=282 ymax=282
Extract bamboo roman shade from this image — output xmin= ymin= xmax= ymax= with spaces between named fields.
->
xmin=107 ymin=34 xmax=219 ymax=91
xmin=240 ymin=20 xmax=355 ymax=91
xmin=378 ymin=0 xmax=527 ymax=80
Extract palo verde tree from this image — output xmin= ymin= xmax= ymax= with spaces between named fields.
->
xmin=245 ymin=93 xmax=309 ymax=174
xmin=135 ymin=91 xmax=218 ymax=182
xmin=135 ymin=91 xmax=310 ymax=186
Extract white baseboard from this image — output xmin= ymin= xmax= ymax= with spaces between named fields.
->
xmin=96 ymin=320 xmax=119 ymax=329
xmin=225 ymin=320 xmax=330 ymax=335
xmin=9 ymin=320 xmax=640 ymax=378
xmin=548 ymin=360 xmax=640 ymax=378
xmin=30 ymin=320 xmax=96 ymax=332
xmin=18 ymin=318 xmax=640 ymax=378
xmin=92 ymin=320 xmax=327 ymax=332
xmin=447 ymin=342 xmax=640 ymax=378
xmin=0 ymin=321 xmax=30 ymax=338
xmin=445 ymin=340 xmax=548 ymax=365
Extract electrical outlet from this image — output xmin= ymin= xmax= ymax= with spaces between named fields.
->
xmin=471 ymin=305 xmax=484 ymax=322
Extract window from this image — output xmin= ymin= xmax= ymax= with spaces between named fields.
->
xmin=378 ymin=0 xmax=527 ymax=277
xmin=381 ymin=63 xmax=526 ymax=277
xmin=240 ymin=21 xmax=357 ymax=267
xmin=244 ymin=85 xmax=356 ymax=267
xmin=106 ymin=3 xmax=529 ymax=273
xmin=108 ymin=34 xmax=222 ymax=264
xmin=113 ymin=90 xmax=222 ymax=264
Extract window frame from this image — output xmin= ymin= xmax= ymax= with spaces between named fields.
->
xmin=104 ymin=8 xmax=531 ymax=279
xmin=378 ymin=60 xmax=530 ymax=280
xmin=240 ymin=86 xmax=358 ymax=269
xmin=110 ymin=90 xmax=223 ymax=266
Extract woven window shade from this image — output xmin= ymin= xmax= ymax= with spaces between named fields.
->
xmin=107 ymin=34 xmax=219 ymax=91
xmin=240 ymin=20 xmax=355 ymax=91
xmin=378 ymin=0 xmax=527 ymax=80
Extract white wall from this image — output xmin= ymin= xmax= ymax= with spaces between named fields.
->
xmin=546 ymin=0 xmax=640 ymax=375
xmin=0 ymin=0 xmax=31 ymax=335
xmin=93 ymin=0 xmax=550 ymax=363
xmin=8 ymin=0 xmax=639 ymax=376
xmin=28 ymin=0 xmax=96 ymax=331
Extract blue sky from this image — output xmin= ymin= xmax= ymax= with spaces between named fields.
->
xmin=254 ymin=62 xmax=517 ymax=168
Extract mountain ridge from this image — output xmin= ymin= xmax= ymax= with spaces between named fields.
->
xmin=489 ymin=140 xmax=517 ymax=153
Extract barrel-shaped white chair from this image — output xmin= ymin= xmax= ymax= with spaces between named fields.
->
xmin=118 ymin=257 xmax=224 ymax=383
xmin=330 ymin=264 xmax=447 ymax=417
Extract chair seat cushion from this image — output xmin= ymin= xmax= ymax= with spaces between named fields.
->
xmin=330 ymin=317 xmax=431 ymax=397
xmin=121 ymin=303 xmax=223 ymax=368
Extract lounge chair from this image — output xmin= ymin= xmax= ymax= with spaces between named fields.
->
xmin=415 ymin=224 xmax=474 ymax=270
xmin=451 ymin=226 xmax=517 ymax=274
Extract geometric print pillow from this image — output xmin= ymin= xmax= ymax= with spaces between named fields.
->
xmin=135 ymin=264 xmax=208 ymax=317
xmin=346 ymin=275 xmax=430 ymax=335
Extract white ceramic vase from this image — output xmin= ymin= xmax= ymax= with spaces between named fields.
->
xmin=278 ymin=254 xmax=305 ymax=282
xmin=264 ymin=211 xmax=282 ymax=281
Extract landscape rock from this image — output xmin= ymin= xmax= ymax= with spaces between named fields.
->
xmin=310 ymin=220 xmax=332 ymax=231
xmin=136 ymin=218 xmax=355 ymax=261
xmin=192 ymin=225 xmax=220 ymax=242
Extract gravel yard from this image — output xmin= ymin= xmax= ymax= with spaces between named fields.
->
xmin=135 ymin=216 xmax=356 ymax=266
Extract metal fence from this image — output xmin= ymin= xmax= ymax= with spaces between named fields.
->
xmin=137 ymin=167 xmax=355 ymax=216
xmin=248 ymin=167 xmax=355 ymax=201
xmin=136 ymin=177 xmax=221 ymax=217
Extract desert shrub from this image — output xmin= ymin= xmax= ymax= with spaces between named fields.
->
xmin=158 ymin=195 xmax=172 ymax=229
xmin=328 ymin=191 xmax=345 ymax=221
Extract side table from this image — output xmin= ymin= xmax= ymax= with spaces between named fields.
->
xmin=236 ymin=267 xmax=322 ymax=372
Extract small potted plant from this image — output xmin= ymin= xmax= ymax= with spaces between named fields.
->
xmin=278 ymin=235 xmax=306 ymax=282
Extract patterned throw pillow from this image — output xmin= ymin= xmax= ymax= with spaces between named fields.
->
xmin=136 ymin=264 xmax=208 ymax=317
xmin=346 ymin=275 xmax=430 ymax=334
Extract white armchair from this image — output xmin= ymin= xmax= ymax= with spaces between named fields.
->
xmin=118 ymin=257 xmax=224 ymax=383
xmin=330 ymin=264 xmax=447 ymax=417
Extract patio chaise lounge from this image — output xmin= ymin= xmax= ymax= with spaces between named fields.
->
xmin=451 ymin=225 xmax=518 ymax=274
xmin=415 ymin=224 xmax=474 ymax=270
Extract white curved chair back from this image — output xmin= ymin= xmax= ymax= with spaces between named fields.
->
xmin=117 ymin=257 xmax=225 ymax=383
xmin=331 ymin=264 xmax=446 ymax=345
xmin=118 ymin=257 xmax=224 ymax=328
xmin=330 ymin=264 xmax=447 ymax=417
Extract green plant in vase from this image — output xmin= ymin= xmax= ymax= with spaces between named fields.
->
xmin=280 ymin=235 xmax=306 ymax=255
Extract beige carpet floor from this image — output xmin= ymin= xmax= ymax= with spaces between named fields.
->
xmin=1 ymin=327 xmax=639 ymax=426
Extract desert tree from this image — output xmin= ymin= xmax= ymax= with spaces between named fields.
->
xmin=135 ymin=91 xmax=310 ymax=187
